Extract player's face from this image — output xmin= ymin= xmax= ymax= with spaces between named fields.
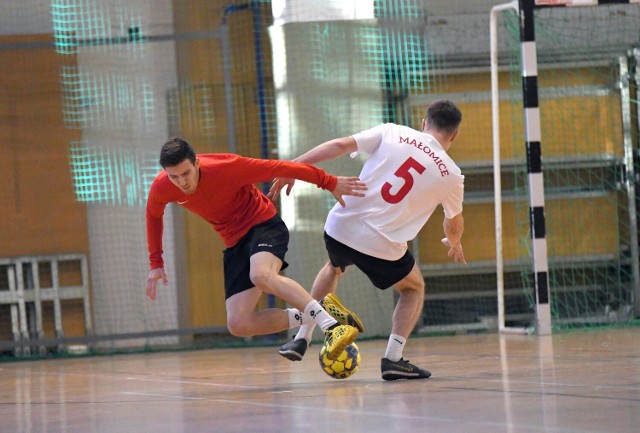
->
xmin=165 ymin=158 xmax=200 ymax=195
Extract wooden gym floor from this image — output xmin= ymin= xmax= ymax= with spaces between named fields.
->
xmin=1 ymin=327 xmax=638 ymax=433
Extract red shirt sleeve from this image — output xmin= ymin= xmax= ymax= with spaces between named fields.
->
xmin=146 ymin=179 xmax=168 ymax=270
xmin=227 ymin=156 xmax=338 ymax=191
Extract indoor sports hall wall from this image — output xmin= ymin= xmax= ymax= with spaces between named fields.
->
xmin=0 ymin=33 xmax=88 ymax=344
xmin=0 ymin=0 xmax=638 ymax=359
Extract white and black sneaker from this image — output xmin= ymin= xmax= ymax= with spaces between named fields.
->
xmin=381 ymin=357 xmax=431 ymax=381
xmin=278 ymin=338 xmax=309 ymax=361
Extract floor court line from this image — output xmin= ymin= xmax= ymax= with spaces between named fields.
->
xmin=121 ymin=391 xmax=205 ymax=400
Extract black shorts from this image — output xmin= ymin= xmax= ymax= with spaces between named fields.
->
xmin=223 ymin=215 xmax=289 ymax=299
xmin=324 ymin=232 xmax=415 ymax=290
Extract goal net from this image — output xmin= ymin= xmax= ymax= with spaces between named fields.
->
xmin=495 ymin=1 xmax=640 ymax=332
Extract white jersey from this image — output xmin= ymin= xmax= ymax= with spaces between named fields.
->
xmin=325 ymin=123 xmax=464 ymax=261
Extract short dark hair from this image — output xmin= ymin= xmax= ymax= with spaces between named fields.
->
xmin=425 ymin=100 xmax=462 ymax=134
xmin=159 ymin=137 xmax=196 ymax=168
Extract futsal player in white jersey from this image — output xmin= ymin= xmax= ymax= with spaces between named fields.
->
xmin=269 ymin=100 xmax=466 ymax=380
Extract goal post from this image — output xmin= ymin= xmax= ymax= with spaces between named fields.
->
xmin=491 ymin=0 xmax=640 ymax=335
xmin=490 ymin=1 xmax=530 ymax=334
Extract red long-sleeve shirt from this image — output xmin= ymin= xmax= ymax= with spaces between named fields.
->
xmin=146 ymin=153 xmax=338 ymax=270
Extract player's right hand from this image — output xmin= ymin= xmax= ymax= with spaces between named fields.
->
xmin=146 ymin=268 xmax=168 ymax=300
xmin=268 ymin=177 xmax=296 ymax=201
xmin=332 ymin=176 xmax=367 ymax=207
xmin=441 ymin=238 xmax=466 ymax=264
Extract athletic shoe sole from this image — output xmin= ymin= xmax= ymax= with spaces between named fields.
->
xmin=322 ymin=293 xmax=365 ymax=333
xmin=279 ymin=349 xmax=304 ymax=361
xmin=324 ymin=325 xmax=358 ymax=360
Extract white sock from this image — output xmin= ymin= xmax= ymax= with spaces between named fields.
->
xmin=384 ymin=334 xmax=406 ymax=362
xmin=295 ymin=324 xmax=316 ymax=342
xmin=287 ymin=308 xmax=303 ymax=329
xmin=304 ymin=300 xmax=337 ymax=332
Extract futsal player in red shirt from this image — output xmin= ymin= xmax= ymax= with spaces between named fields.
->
xmin=145 ymin=137 xmax=366 ymax=359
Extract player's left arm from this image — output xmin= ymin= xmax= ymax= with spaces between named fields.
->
xmin=440 ymin=181 xmax=466 ymax=264
xmin=268 ymin=137 xmax=358 ymax=201
xmin=233 ymin=155 xmax=366 ymax=202
xmin=442 ymin=213 xmax=465 ymax=264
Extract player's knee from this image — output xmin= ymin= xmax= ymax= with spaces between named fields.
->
xmin=249 ymin=269 xmax=276 ymax=289
xmin=414 ymin=277 xmax=425 ymax=293
xmin=414 ymin=277 xmax=425 ymax=291
xmin=402 ymin=267 xmax=425 ymax=292
xmin=226 ymin=316 xmax=252 ymax=337
xmin=396 ymin=276 xmax=424 ymax=295
xmin=323 ymin=261 xmax=343 ymax=276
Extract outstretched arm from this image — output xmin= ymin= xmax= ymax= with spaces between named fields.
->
xmin=145 ymin=183 xmax=170 ymax=300
xmin=442 ymin=213 xmax=466 ymax=264
xmin=268 ymin=137 xmax=358 ymax=201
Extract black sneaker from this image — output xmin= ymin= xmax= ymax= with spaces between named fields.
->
xmin=381 ymin=357 xmax=432 ymax=381
xmin=278 ymin=337 xmax=309 ymax=361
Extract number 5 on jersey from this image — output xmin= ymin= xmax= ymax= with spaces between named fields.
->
xmin=381 ymin=157 xmax=426 ymax=204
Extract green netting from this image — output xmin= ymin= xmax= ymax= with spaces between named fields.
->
xmin=68 ymin=141 xmax=157 ymax=206
xmin=60 ymin=66 xmax=156 ymax=130
xmin=52 ymin=0 xmax=147 ymax=54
